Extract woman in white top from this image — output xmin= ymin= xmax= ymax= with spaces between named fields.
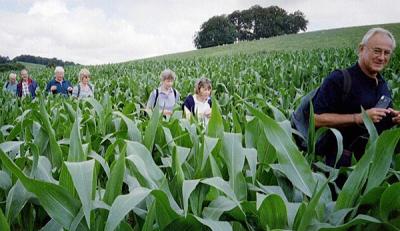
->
xmin=183 ymin=77 xmax=212 ymax=125
xmin=72 ymin=68 xmax=94 ymax=99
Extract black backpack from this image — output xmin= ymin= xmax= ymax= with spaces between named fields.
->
xmin=291 ymin=69 xmax=352 ymax=151
xmin=153 ymin=88 xmax=177 ymax=108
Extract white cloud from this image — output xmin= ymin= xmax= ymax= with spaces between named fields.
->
xmin=28 ymin=0 xmax=69 ymax=16
xmin=280 ymin=0 xmax=400 ymax=31
xmin=0 ymin=0 xmax=166 ymax=64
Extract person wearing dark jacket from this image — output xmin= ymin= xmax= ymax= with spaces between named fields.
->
xmin=313 ymin=27 xmax=399 ymax=168
xmin=16 ymin=69 xmax=38 ymax=99
xmin=45 ymin=66 xmax=72 ymax=96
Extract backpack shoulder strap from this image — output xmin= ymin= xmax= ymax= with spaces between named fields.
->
xmin=88 ymin=84 xmax=93 ymax=91
xmin=182 ymin=95 xmax=195 ymax=113
xmin=188 ymin=95 xmax=195 ymax=113
xmin=6 ymin=82 xmax=9 ymax=88
xmin=153 ymin=88 xmax=159 ymax=108
xmin=341 ymin=69 xmax=352 ymax=102
xmin=77 ymin=84 xmax=81 ymax=97
xmin=173 ymin=88 xmax=177 ymax=99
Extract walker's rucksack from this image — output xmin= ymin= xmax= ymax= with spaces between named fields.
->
xmin=291 ymin=69 xmax=352 ymax=151
xmin=153 ymin=88 xmax=177 ymax=108
xmin=77 ymin=84 xmax=93 ymax=98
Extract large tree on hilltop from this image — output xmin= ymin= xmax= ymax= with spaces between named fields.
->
xmin=194 ymin=15 xmax=237 ymax=49
xmin=228 ymin=9 xmax=255 ymax=41
xmin=285 ymin=10 xmax=308 ymax=34
xmin=194 ymin=5 xmax=308 ymax=48
xmin=232 ymin=5 xmax=308 ymax=40
xmin=251 ymin=5 xmax=286 ymax=39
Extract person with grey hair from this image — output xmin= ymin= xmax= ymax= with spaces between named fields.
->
xmin=17 ymin=69 xmax=38 ymax=98
xmin=3 ymin=72 xmax=17 ymax=95
xmin=72 ymin=68 xmax=94 ymax=99
xmin=45 ymin=66 xmax=73 ymax=96
xmin=183 ymin=77 xmax=212 ymax=125
xmin=146 ymin=69 xmax=180 ymax=116
xmin=311 ymin=27 xmax=399 ymax=171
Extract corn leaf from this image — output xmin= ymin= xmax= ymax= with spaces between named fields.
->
xmin=105 ymin=187 xmax=151 ymax=231
xmin=182 ymin=179 xmax=200 ymax=217
xmin=245 ymin=102 xmax=315 ymax=197
xmin=0 ymin=149 xmax=82 ymax=230
xmin=257 ymin=193 xmax=288 ymax=229
xmin=380 ymin=182 xmax=400 ymax=224
xmin=65 ymin=160 xmax=95 ymax=227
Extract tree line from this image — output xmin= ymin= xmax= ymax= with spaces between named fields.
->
xmin=194 ymin=5 xmax=308 ymax=49
xmin=13 ymin=55 xmax=76 ymax=67
xmin=0 ymin=54 xmax=77 ymax=72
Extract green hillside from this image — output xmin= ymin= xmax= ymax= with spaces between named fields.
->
xmin=146 ymin=22 xmax=400 ymax=61
xmin=18 ymin=61 xmax=45 ymax=70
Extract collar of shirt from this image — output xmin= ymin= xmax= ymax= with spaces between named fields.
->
xmin=355 ymin=62 xmax=384 ymax=87
xmin=54 ymin=79 xmax=64 ymax=84
xmin=158 ymin=87 xmax=173 ymax=95
xmin=194 ymin=94 xmax=209 ymax=103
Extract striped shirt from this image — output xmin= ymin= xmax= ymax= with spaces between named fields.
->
xmin=22 ymin=82 xmax=30 ymax=97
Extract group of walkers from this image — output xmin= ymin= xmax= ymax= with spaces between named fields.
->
xmin=3 ymin=66 xmax=94 ymax=99
xmin=2 ymin=27 xmax=400 ymax=183
xmin=3 ymin=69 xmax=38 ymax=98
xmin=145 ymin=69 xmax=213 ymax=125
xmin=146 ymin=27 xmax=400 ymax=184
xmin=3 ymin=65 xmax=212 ymax=124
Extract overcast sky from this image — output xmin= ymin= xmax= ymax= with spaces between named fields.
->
xmin=0 ymin=0 xmax=399 ymax=65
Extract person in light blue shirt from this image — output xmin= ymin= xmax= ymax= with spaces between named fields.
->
xmin=3 ymin=73 xmax=17 ymax=95
xmin=146 ymin=69 xmax=180 ymax=116
xmin=72 ymin=68 xmax=94 ymax=99
xmin=45 ymin=66 xmax=73 ymax=96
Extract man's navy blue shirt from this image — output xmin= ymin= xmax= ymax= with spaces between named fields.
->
xmin=312 ymin=63 xmax=394 ymax=155
xmin=45 ymin=78 xmax=72 ymax=96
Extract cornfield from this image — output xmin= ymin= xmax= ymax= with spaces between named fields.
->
xmin=0 ymin=47 xmax=400 ymax=230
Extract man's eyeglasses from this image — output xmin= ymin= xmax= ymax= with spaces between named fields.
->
xmin=367 ymin=47 xmax=392 ymax=57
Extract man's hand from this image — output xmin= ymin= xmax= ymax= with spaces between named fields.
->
xmin=50 ymin=85 xmax=57 ymax=91
xmin=67 ymin=87 xmax=73 ymax=92
xmin=366 ymin=108 xmax=390 ymax=123
xmin=389 ymin=108 xmax=400 ymax=124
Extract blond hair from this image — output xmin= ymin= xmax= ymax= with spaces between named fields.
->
xmin=78 ymin=68 xmax=91 ymax=82
xmin=194 ymin=77 xmax=212 ymax=94
xmin=9 ymin=73 xmax=17 ymax=80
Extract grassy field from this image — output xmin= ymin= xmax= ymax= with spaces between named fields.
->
xmin=17 ymin=61 xmax=45 ymax=70
xmin=145 ymin=22 xmax=400 ymax=61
